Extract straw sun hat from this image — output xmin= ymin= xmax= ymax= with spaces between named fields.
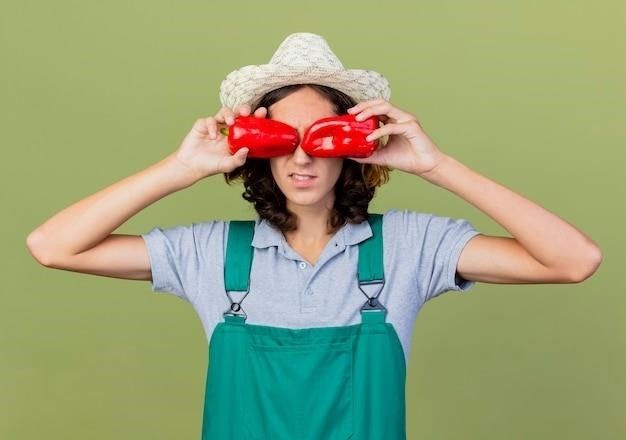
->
xmin=219 ymin=32 xmax=391 ymax=111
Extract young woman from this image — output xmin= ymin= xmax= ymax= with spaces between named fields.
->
xmin=26 ymin=33 xmax=602 ymax=440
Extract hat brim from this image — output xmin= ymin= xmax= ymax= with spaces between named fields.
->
xmin=219 ymin=64 xmax=391 ymax=110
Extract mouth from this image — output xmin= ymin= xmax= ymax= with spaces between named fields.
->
xmin=288 ymin=172 xmax=318 ymax=187
xmin=288 ymin=172 xmax=317 ymax=181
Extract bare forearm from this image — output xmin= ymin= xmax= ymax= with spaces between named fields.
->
xmin=27 ymin=153 xmax=198 ymax=261
xmin=419 ymin=154 xmax=602 ymax=272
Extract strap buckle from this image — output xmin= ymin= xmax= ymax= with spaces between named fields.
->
xmin=358 ymin=279 xmax=386 ymax=311
xmin=223 ymin=289 xmax=249 ymax=319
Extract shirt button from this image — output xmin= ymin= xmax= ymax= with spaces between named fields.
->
xmin=299 ymin=262 xmax=307 ymax=269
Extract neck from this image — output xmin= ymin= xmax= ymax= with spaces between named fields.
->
xmin=284 ymin=205 xmax=334 ymax=245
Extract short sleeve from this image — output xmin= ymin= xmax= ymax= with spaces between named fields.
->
xmin=384 ymin=209 xmax=481 ymax=303
xmin=141 ymin=222 xmax=210 ymax=303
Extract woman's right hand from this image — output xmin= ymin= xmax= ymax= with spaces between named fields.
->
xmin=173 ymin=104 xmax=268 ymax=182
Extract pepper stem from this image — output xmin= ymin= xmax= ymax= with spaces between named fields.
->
xmin=219 ymin=127 xmax=229 ymax=136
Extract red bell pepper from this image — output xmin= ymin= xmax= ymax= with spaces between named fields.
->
xmin=300 ymin=114 xmax=380 ymax=158
xmin=222 ymin=116 xmax=299 ymax=158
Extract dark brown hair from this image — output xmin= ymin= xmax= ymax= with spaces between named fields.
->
xmin=224 ymin=84 xmax=390 ymax=234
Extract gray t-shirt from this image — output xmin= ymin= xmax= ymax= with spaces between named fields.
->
xmin=141 ymin=208 xmax=480 ymax=366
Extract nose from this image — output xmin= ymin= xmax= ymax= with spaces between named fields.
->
xmin=291 ymin=143 xmax=313 ymax=164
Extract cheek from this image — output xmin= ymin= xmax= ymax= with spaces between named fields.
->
xmin=269 ymin=159 xmax=280 ymax=180
xmin=331 ymin=160 xmax=344 ymax=181
xmin=269 ymin=159 xmax=288 ymax=191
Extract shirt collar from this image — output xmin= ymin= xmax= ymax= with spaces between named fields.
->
xmin=250 ymin=217 xmax=373 ymax=249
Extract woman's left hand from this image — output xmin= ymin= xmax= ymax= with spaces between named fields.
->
xmin=346 ymin=99 xmax=447 ymax=176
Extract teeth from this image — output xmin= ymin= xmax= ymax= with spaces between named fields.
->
xmin=292 ymin=174 xmax=313 ymax=180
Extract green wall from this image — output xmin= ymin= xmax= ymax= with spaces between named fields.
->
xmin=3 ymin=0 xmax=624 ymax=438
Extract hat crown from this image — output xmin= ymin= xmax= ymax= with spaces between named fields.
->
xmin=268 ymin=32 xmax=344 ymax=70
xmin=219 ymin=32 xmax=390 ymax=110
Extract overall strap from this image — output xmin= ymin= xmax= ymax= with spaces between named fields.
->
xmin=358 ymin=213 xmax=386 ymax=313
xmin=359 ymin=214 xmax=385 ymax=284
xmin=224 ymin=220 xmax=255 ymax=292
xmin=358 ymin=213 xmax=384 ymax=283
xmin=223 ymin=215 xmax=385 ymax=310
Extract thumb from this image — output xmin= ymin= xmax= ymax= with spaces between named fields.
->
xmin=192 ymin=118 xmax=209 ymax=134
xmin=232 ymin=147 xmax=249 ymax=166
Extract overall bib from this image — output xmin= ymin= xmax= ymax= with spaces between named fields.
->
xmin=201 ymin=214 xmax=407 ymax=440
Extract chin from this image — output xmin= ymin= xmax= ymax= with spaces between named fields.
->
xmin=288 ymin=194 xmax=325 ymax=207
xmin=283 ymin=190 xmax=333 ymax=209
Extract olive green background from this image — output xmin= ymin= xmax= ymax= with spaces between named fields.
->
xmin=3 ymin=0 xmax=624 ymax=438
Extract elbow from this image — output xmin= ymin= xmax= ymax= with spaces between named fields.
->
xmin=26 ymin=230 xmax=54 ymax=267
xmin=566 ymin=244 xmax=604 ymax=283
